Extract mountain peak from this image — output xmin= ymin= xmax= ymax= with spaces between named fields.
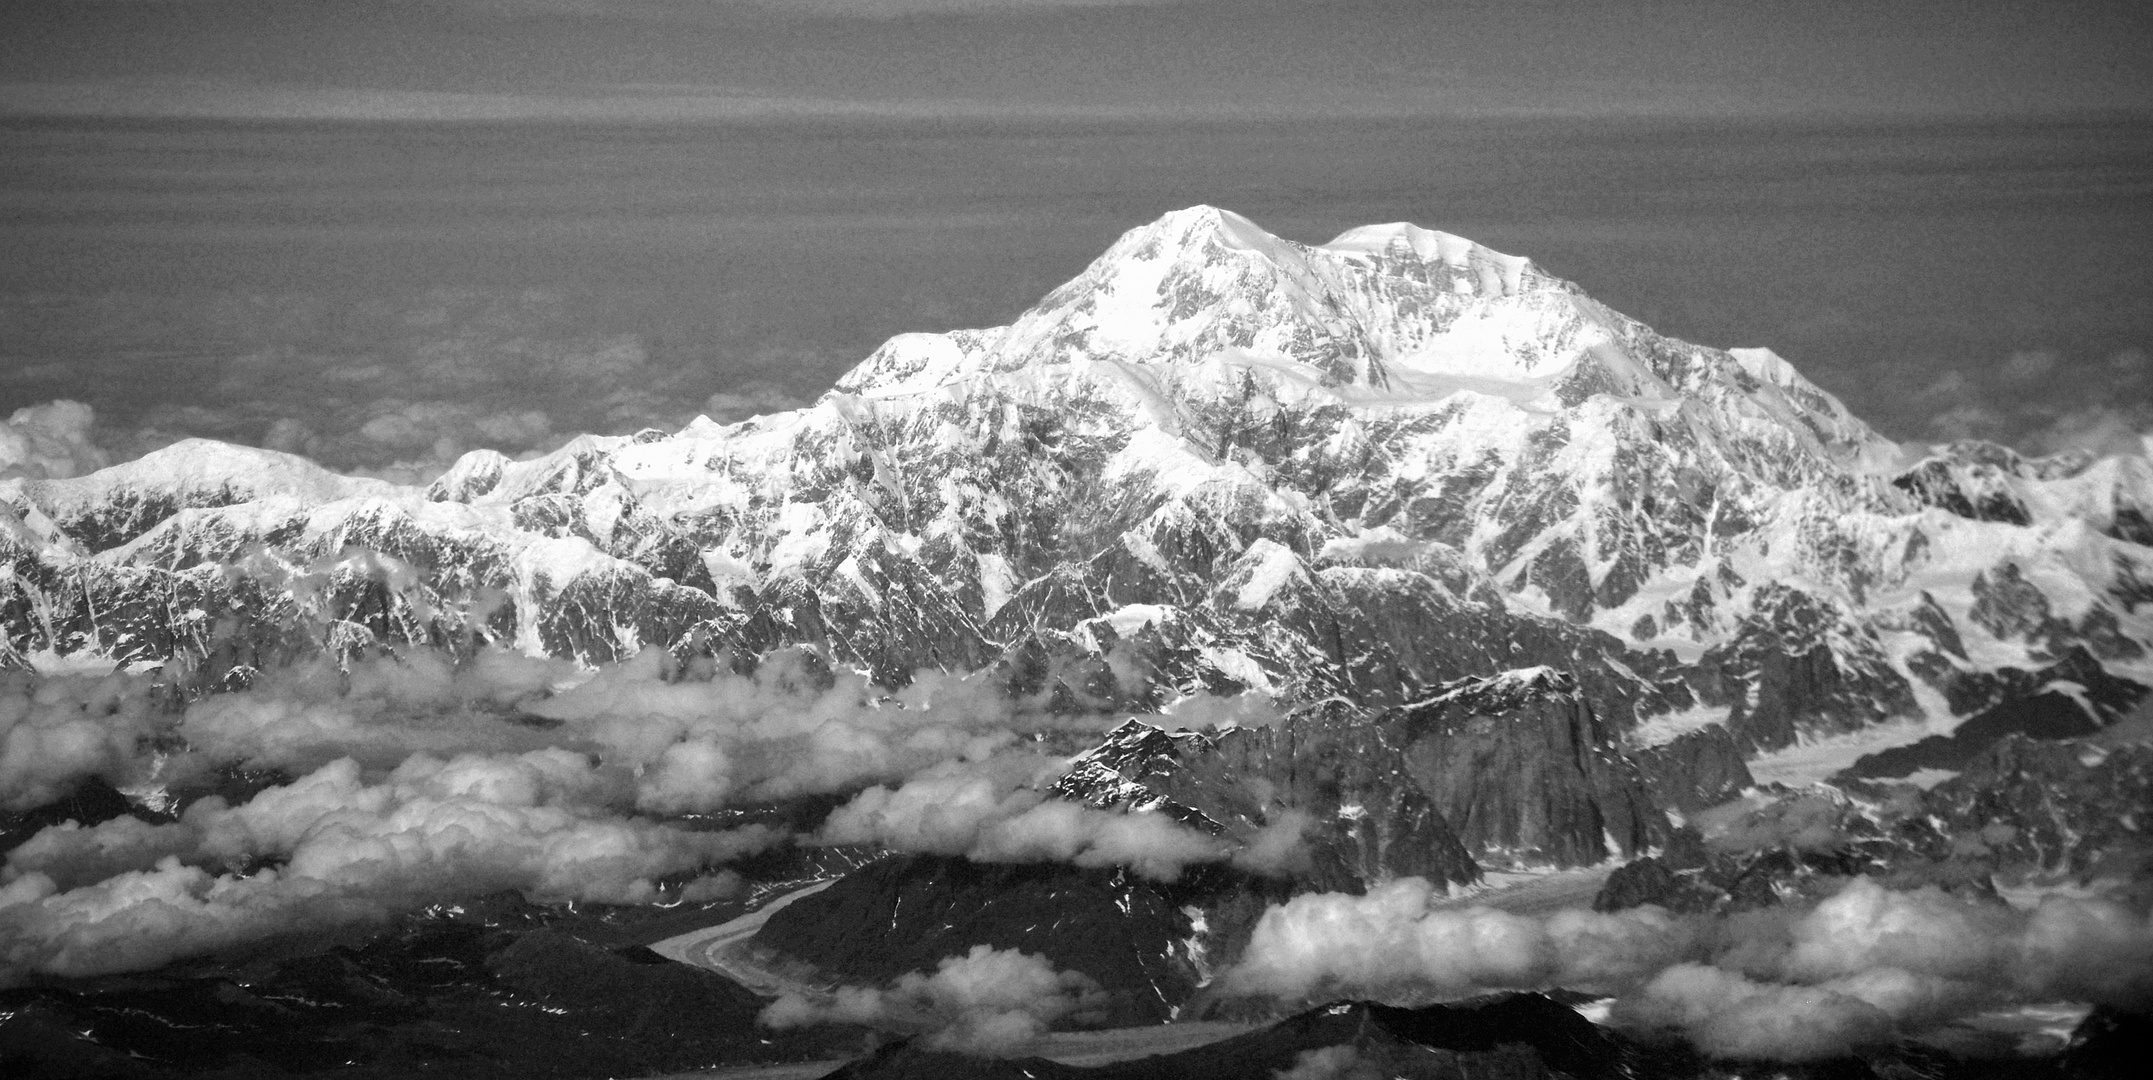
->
xmin=1140 ymin=204 xmax=1275 ymax=246
xmin=1322 ymin=220 xmax=1532 ymax=286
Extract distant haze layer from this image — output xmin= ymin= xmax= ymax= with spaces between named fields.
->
xmin=2 ymin=112 xmax=2149 ymax=478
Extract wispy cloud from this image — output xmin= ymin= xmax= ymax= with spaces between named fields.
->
xmin=759 ymin=944 xmax=1107 ymax=1054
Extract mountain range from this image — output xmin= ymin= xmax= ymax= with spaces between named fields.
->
xmin=11 ymin=208 xmax=2149 ymax=746
xmin=3 ymin=206 xmax=2150 ymax=1078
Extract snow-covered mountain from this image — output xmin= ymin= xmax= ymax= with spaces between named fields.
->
xmin=6 ymin=205 xmax=2151 ymax=763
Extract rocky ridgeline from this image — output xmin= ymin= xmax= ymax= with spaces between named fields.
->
xmin=1841 ymin=646 xmax=2148 ymax=781
xmin=1051 ymin=667 xmax=1678 ymax=879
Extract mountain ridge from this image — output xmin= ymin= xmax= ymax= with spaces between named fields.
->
xmin=4 ymin=206 xmax=2150 ymax=768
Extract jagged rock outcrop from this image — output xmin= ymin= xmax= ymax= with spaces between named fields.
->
xmin=1922 ymin=735 xmax=2153 ymax=879
xmin=1055 ymin=666 xmax=1680 ymax=877
xmin=1393 ymin=668 xmax=1670 ymax=867
xmin=1052 ymin=707 xmax=1481 ymax=891
xmin=1842 ymin=647 xmax=2148 ymax=781
xmin=1628 ymin=727 xmax=1754 ymax=815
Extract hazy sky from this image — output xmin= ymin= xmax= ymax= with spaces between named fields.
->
xmin=5 ymin=0 xmax=2149 ymax=122
xmin=1 ymin=1 xmax=2150 ymax=477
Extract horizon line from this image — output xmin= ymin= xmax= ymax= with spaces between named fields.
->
xmin=6 ymin=80 xmax=2149 ymax=128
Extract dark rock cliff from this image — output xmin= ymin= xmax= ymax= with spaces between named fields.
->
xmin=1394 ymin=669 xmax=1671 ymax=867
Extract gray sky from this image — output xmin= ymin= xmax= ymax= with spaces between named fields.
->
xmin=2 ymin=1 xmax=2150 ymax=475
xmin=5 ymin=0 xmax=2149 ymax=122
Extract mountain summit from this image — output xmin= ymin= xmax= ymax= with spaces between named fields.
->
xmin=4 ymin=207 xmax=2150 ymax=762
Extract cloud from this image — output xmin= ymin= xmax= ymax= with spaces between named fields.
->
xmin=159 ymin=644 xmax=1066 ymax=816
xmin=523 ymin=648 xmax=1057 ymax=811
xmin=1615 ymin=964 xmax=1897 ymax=1060
xmin=5 ymin=641 xmax=1284 ymax=890
xmin=1927 ymin=403 xmax=2006 ymax=444
xmin=1909 ymin=344 xmax=2153 ymax=457
xmin=6 ymin=635 xmax=1112 ymax=783
xmin=2002 ymin=348 xmax=2060 ymax=382
xmin=2024 ymin=403 xmax=2153 ymax=458
xmin=0 ymin=644 xmax=1131 ymax=981
xmin=1273 ymin=1046 xmax=1383 ymax=1080
xmin=1221 ymin=876 xmax=2153 ymax=1062
xmin=174 ymin=649 xmax=580 ymax=776
xmin=758 ymin=943 xmax=1106 ymax=1054
xmin=7 ymin=640 xmax=1107 ymax=826
xmin=815 ymin=762 xmax=1229 ymax=881
xmin=0 ymin=667 xmax=170 ymax=812
xmin=1148 ymin=689 xmax=1289 ymax=731
xmin=1221 ymin=876 xmax=1694 ymax=1001
xmin=0 ymin=282 xmax=837 ymax=478
xmin=0 ymin=748 xmax=778 ymax=983
xmin=0 ymin=400 xmax=112 ymax=481
xmin=307 ymin=400 xmax=570 ymax=483
xmin=700 ymin=383 xmax=812 ymax=425
xmin=1232 ymin=809 xmax=1314 ymax=877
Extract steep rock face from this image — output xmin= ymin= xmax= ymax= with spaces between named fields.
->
xmin=1052 ymin=708 xmax=1481 ymax=891
xmin=1597 ymin=732 xmax=2153 ymax=926
xmin=1694 ymin=585 xmax=1919 ymax=751
xmin=1922 ymin=735 xmax=2153 ymax=878
xmin=1628 ymin=727 xmax=1755 ymax=815
xmin=1394 ymin=669 xmax=1669 ymax=868
xmin=3 ymin=205 xmax=2151 ymax=761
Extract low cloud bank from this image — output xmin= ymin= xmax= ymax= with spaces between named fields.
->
xmin=818 ymin=768 xmax=1223 ymax=882
xmin=1917 ymin=346 xmax=2153 ymax=455
xmin=0 ymin=401 xmax=111 ymax=481
xmin=818 ymin=763 xmax=1311 ymax=882
xmin=156 ymin=645 xmax=1076 ymax=816
xmin=1 ymin=322 xmax=816 ymax=484
xmin=526 ymin=649 xmax=1059 ymax=812
xmin=0 ymin=667 xmax=169 ymax=811
xmin=0 ymin=748 xmax=773 ymax=984
xmin=1223 ymin=876 xmax=2153 ymax=1061
xmin=759 ymin=944 xmax=1106 ymax=1055
xmin=0 ymin=645 xmax=1215 ymax=982
xmin=1274 ymin=1046 xmax=1382 ymax=1080
xmin=1224 ymin=877 xmax=1693 ymax=1001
